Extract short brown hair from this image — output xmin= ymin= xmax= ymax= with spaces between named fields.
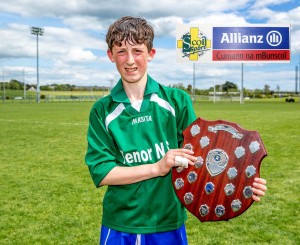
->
xmin=106 ymin=16 xmax=154 ymax=51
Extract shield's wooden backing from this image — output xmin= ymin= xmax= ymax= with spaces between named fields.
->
xmin=172 ymin=117 xmax=267 ymax=222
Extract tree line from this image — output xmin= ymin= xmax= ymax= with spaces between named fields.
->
xmin=1 ymin=79 xmax=106 ymax=91
xmin=1 ymin=78 xmax=293 ymax=98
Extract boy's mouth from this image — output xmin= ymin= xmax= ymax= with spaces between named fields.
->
xmin=125 ymin=68 xmax=137 ymax=72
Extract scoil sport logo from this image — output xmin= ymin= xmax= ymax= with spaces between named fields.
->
xmin=177 ymin=27 xmax=211 ymax=61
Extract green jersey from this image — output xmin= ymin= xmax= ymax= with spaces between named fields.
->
xmin=85 ymin=75 xmax=196 ymax=234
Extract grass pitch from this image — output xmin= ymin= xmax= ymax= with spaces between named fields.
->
xmin=0 ymin=100 xmax=299 ymax=244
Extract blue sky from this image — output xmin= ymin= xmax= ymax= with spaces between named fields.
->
xmin=0 ymin=0 xmax=299 ymax=91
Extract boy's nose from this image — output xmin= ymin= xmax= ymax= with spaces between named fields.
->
xmin=126 ymin=52 xmax=134 ymax=65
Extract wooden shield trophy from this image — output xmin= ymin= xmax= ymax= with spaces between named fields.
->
xmin=172 ymin=117 xmax=267 ymax=222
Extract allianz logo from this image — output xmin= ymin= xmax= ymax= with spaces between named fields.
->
xmin=266 ymin=31 xmax=282 ymax=46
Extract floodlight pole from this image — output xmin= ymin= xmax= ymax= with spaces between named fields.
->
xmin=296 ymin=66 xmax=299 ymax=95
xmin=298 ymin=54 xmax=300 ymax=103
xmin=23 ymin=69 xmax=26 ymax=99
xmin=298 ymin=54 xmax=300 ymax=104
xmin=240 ymin=63 xmax=244 ymax=104
xmin=31 ymin=27 xmax=44 ymax=103
xmin=296 ymin=55 xmax=300 ymax=104
xmin=193 ymin=63 xmax=196 ymax=102
xmin=2 ymin=70 xmax=5 ymax=103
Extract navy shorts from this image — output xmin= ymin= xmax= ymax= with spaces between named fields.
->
xmin=100 ymin=224 xmax=188 ymax=245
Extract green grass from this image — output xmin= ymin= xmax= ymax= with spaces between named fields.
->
xmin=0 ymin=101 xmax=299 ymax=244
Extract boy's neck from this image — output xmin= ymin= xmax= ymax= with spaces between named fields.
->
xmin=122 ymin=74 xmax=148 ymax=103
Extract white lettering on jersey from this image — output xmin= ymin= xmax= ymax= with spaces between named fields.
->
xmin=155 ymin=142 xmax=166 ymax=159
xmin=132 ymin=115 xmax=152 ymax=125
xmin=122 ymin=141 xmax=170 ymax=165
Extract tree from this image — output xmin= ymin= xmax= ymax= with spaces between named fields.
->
xmin=222 ymin=81 xmax=238 ymax=92
xmin=215 ymin=84 xmax=221 ymax=91
xmin=9 ymin=79 xmax=22 ymax=90
xmin=264 ymin=84 xmax=271 ymax=95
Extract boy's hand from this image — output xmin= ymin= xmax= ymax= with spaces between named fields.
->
xmin=155 ymin=149 xmax=196 ymax=176
xmin=252 ymin=177 xmax=267 ymax=201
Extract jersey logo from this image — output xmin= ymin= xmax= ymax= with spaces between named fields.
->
xmin=132 ymin=115 xmax=152 ymax=125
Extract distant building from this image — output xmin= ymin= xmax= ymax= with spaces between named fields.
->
xmin=28 ymin=86 xmax=36 ymax=91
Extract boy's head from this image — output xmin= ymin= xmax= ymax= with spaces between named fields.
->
xmin=106 ymin=16 xmax=154 ymax=52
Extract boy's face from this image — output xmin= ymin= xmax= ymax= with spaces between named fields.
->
xmin=107 ymin=41 xmax=156 ymax=84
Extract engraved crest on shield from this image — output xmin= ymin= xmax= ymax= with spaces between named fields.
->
xmin=206 ymin=149 xmax=229 ymax=176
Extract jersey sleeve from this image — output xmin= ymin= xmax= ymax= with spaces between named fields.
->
xmin=175 ymin=90 xmax=197 ymax=147
xmin=85 ymin=104 xmax=118 ymax=187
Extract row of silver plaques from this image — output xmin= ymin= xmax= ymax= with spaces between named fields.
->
xmin=175 ymin=165 xmax=257 ymax=190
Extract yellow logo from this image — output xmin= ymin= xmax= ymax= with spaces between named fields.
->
xmin=177 ymin=27 xmax=211 ymax=61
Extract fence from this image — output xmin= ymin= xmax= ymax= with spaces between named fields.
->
xmin=2 ymin=95 xmax=245 ymax=104
xmin=0 ymin=95 xmax=103 ymax=103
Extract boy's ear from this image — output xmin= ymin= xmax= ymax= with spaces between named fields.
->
xmin=147 ymin=48 xmax=156 ymax=62
xmin=107 ymin=49 xmax=116 ymax=62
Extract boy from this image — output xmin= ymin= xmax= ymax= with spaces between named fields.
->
xmin=85 ymin=16 xmax=267 ymax=245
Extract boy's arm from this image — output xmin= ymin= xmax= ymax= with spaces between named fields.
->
xmin=100 ymin=148 xmax=196 ymax=186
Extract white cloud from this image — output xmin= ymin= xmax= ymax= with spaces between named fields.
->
xmin=250 ymin=0 xmax=291 ymax=9
xmin=0 ymin=23 xmax=32 ymax=58
xmin=63 ymin=16 xmax=105 ymax=31
xmin=150 ymin=17 xmax=184 ymax=37
xmin=0 ymin=0 xmax=251 ymax=19
xmin=189 ymin=13 xmax=248 ymax=26
xmin=63 ymin=48 xmax=97 ymax=62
